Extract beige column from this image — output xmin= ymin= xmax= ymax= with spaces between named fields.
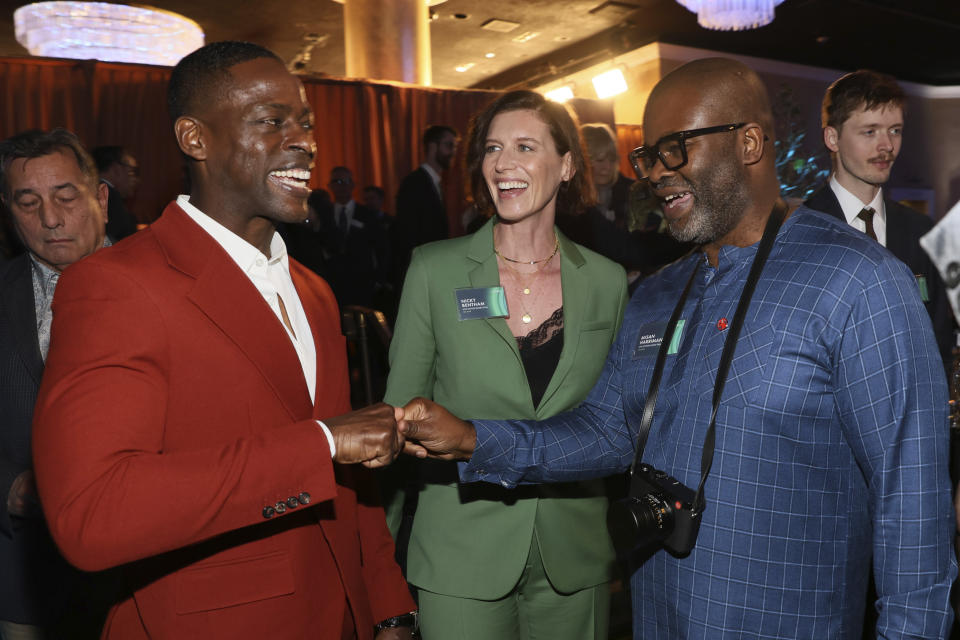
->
xmin=340 ymin=0 xmax=432 ymax=86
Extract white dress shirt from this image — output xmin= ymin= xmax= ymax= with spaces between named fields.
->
xmin=177 ymin=195 xmax=336 ymax=454
xmin=334 ymin=200 xmax=356 ymax=233
xmin=829 ymin=175 xmax=887 ymax=246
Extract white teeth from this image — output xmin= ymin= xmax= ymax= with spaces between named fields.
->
xmin=664 ymin=192 xmax=690 ymax=202
xmin=498 ymin=181 xmax=528 ymax=190
xmin=270 ymin=169 xmax=311 ymax=180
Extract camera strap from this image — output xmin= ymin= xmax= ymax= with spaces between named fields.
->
xmin=629 ymin=203 xmax=787 ymax=514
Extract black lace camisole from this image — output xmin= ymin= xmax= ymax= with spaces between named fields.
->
xmin=515 ymin=307 xmax=564 ymax=409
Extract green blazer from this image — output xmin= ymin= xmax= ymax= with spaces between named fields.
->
xmin=384 ymin=219 xmax=628 ymax=599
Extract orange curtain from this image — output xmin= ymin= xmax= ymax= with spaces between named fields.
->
xmin=302 ymin=78 xmax=499 ymax=236
xmin=1 ymin=57 xmax=615 ymax=234
xmin=90 ymin=62 xmax=180 ymax=222
xmin=0 ymin=58 xmax=96 ymax=144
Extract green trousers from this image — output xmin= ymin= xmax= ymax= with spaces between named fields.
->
xmin=417 ymin=533 xmax=610 ymax=640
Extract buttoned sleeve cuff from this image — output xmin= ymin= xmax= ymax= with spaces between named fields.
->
xmin=458 ymin=420 xmax=522 ymax=489
xmin=315 ymin=420 xmax=336 ymax=458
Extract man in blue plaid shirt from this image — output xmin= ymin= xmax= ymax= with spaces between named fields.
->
xmin=398 ymin=58 xmax=956 ymax=639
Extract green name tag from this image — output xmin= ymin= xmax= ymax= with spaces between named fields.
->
xmin=915 ymin=274 xmax=930 ymax=302
xmin=455 ymin=287 xmax=508 ymax=321
xmin=633 ymin=319 xmax=685 ymax=358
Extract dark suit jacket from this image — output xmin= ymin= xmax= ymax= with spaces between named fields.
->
xmin=103 ymin=183 xmax=139 ymax=242
xmin=393 ymin=167 xmax=448 ymax=285
xmin=805 ymin=186 xmax=956 ymax=370
xmin=0 ymin=254 xmax=75 ymax=625
xmin=32 ymin=203 xmax=413 ymax=640
xmin=320 ymin=201 xmax=391 ymax=309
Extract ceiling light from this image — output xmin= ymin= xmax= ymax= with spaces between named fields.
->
xmin=455 ymin=63 xmax=475 ymax=72
xmin=481 ymin=18 xmax=520 ymax=33
xmin=676 ymin=0 xmax=785 ymax=31
xmin=512 ymin=31 xmax=540 ymax=43
xmin=485 ymin=52 xmax=496 ymax=58
xmin=14 ymin=2 xmax=203 ymax=66
xmin=544 ymin=86 xmax=574 ymax=103
xmin=592 ymin=68 xmax=628 ymax=99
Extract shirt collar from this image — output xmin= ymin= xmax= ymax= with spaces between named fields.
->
xmin=829 ymin=175 xmax=886 ymax=224
xmin=176 ymin=194 xmax=288 ymax=274
xmin=27 ymin=235 xmax=110 ymax=288
xmin=28 ymin=253 xmax=60 ymax=297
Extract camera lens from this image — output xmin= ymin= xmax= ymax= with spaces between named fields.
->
xmin=607 ymin=493 xmax=675 ymax=555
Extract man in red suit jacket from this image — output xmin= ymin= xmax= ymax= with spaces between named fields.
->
xmin=31 ymin=42 xmax=416 ymax=640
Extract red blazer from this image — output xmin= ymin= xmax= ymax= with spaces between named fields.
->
xmin=32 ymin=203 xmax=413 ymax=640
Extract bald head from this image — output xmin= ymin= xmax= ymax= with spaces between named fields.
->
xmin=640 ymin=58 xmax=783 ymax=262
xmin=647 ymin=58 xmax=774 ymax=141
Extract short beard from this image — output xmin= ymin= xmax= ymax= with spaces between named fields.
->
xmin=667 ymin=161 xmax=748 ymax=244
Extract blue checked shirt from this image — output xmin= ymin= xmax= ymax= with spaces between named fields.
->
xmin=461 ymin=207 xmax=956 ymax=639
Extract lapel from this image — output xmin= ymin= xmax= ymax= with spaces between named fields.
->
xmin=420 ymin=167 xmax=443 ymax=207
xmin=883 ymin=198 xmax=911 ymax=262
xmin=466 ymin=220 xmax=522 ymax=369
xmin=290 ymin=262 xmax=349 ymax=417
xmin=808 ymin=186 xmax=845 ymax=222
xmin=152 ymin=202 xmax=313 ymax=421
xmin=537 ymin=232 xmax=587 ymax=414
xmin=465 ymin=221 xmax=590 ymax=414
xmin=0 ymin=254 xmax=43 ymax=385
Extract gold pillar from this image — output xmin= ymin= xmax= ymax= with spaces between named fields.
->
xmin=341 ymin=0 xmax=432 ymax=86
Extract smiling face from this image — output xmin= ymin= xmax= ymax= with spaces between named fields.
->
xmin=825 ymin=103 xmax=902 ymax=199
xmin=642 ymin=88 xmax=748 ymax=245
xmin=481 ymin=109 xmax=572 ymax=225
xmin=183 ymin=57 xmax=316 ymax=231
xmin=4 ymin=149 xmax=107 ymax=271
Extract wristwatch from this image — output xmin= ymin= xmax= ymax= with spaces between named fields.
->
xmin=374 ymin=611 xmax=419 ymax=635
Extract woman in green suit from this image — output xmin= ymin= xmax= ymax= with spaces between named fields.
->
xmin=385 ymin=90 xmax=628 ymax=640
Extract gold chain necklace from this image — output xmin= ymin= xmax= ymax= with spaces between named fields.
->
xmin=496 ymin=236 xmax=560 ymax=324
xmin=494 ymin=234 xmax=559 ymax=265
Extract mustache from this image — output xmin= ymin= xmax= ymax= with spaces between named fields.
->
xmin=869 ymin=153 xmax=896 ymax=163
xmin=651 ymin=176 xmax=693 ymax=192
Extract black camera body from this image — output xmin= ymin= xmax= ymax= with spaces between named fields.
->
xmin=607 ymin=463 xmax=702 ymax=558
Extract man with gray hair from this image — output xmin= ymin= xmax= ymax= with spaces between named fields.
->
xmin=0 ymin=128 xmax=109 ymax=639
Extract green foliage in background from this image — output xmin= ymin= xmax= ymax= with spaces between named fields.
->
xmin=773 ymin=85 xmax=830 ymax=201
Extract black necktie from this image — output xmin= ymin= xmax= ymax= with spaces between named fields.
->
xmin=857 ymin=207 xmax=877 ymax=242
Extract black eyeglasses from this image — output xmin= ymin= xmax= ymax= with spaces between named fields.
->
xmin=629 ymin=123 xmax=746 ymax=181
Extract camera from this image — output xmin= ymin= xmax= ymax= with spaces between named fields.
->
xmin=606 ymin=463 xmax=702 ymax=558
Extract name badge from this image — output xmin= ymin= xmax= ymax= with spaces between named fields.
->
xmin=915 ymin=274 xmax=930 ymax=302
xmin=455 ymin=287 xmax=508 ymax=321
xmin=633 ymin=319 xmax=685 ymax=358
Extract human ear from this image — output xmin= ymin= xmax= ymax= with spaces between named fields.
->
xmin=823 ymin=126 xmax=840 ymax=153
xmin=742 ymin=123 xmax=765 ymax=165
xmin=560 ymin=151 xmax=574 ymax=182
xmin=95 ymin=181 xmax=109 ymax=222
xmin=174 ymin=116 xmax=206 ymax=161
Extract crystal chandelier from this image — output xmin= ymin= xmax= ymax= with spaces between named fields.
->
xmin=676 ymin=0 xmax=786 ymax=31
xmin=14 ymin=2 xmax=204 ymax=66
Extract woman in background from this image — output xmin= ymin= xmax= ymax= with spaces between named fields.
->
xmin=384 ymin=90 xmax=628 ymax=640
